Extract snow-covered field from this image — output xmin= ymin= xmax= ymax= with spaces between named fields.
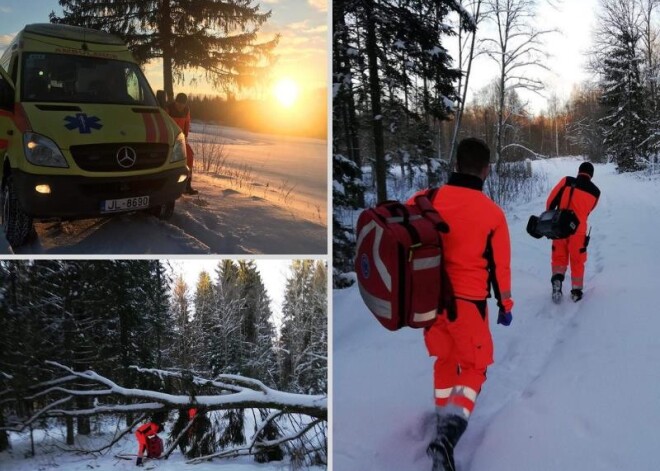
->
xmin=10 ymin=124 xmax=327 ymax=255
xmin=334 ymin=157 xmax=660 ymax=471
xmin=0 ymin=427 xmax=319 ymax=471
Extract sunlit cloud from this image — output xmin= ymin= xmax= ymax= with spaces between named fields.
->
xmin=308 ymin=0 xmax=327 ymax=12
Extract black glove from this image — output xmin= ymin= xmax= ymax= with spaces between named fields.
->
xmin=136 ymin=457 xmax=143 ymax=467
xmin=497 ymin=309 xmax=512 ymax=326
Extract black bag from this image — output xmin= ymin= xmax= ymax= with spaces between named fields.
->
xmin=527 ymin=183 xmax=580 ymax=240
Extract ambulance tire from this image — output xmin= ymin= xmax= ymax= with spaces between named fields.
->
xmin=149 ymin=200 xmax=175 ymax=220
xmin=1 ymin=174 xmax=33 ymax=248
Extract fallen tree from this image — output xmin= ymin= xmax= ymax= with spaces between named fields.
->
xmin=1 ymin=362 xmax=327 ymax=464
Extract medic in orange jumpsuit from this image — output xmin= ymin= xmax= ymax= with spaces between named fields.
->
xmin=135 ymin=421 xmax=161 ymax=466
xmin=546 ymin=162 xmax=600 ymax=302
xmin=167 ymin=92 xmax=198 ymax=195
xmin=410 ymin=138 xmax=514 ymax=471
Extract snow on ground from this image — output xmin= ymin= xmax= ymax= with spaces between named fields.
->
xmin=334 ymin=157 xmax=660 ymax=471
xmin=0 ymin=427 xmax=317 ymax=471
xmin=10 ymin=124 xmax=327 ymax=255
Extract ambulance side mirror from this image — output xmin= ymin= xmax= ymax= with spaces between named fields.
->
xmin=156 ymin=90 xmax=167 ymax=109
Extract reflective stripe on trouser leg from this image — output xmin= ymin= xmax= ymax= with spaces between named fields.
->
xmin=437 ymin=385 xmax=479 ymax=420
xmin=552 ymin=239 xmax=569 ymax=275
xmin=571 ymin=277 xmax=584 ymax=289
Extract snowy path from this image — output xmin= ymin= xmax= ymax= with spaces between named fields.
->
xmin=10 ymin=125 xmax=327 ymax=255
xmin=334 ymin=158 xmax=660 ymax=471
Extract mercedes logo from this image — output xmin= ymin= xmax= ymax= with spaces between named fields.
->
xmin=116 ymin=146 xmax=137 ymax=168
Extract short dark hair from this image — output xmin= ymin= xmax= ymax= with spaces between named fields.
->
xmin=456 ymin=138 xmax=491 ymax=174
xmin=175 ymin=92 xmax=188 ymax=104
xmin=578 ymin=161 xmax=594 ymax=178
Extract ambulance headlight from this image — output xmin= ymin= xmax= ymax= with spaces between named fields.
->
xmin=23 ymin=133 xmax=69 ymax=168
xmin=171 ymin=132 xmax=186 ymax=163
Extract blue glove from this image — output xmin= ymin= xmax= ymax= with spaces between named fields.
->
xmin=497 ymin=310 xmax=512 ymax=326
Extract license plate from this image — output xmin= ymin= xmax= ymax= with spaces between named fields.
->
xmin=100 ymin=195 xmax=150 ymax=213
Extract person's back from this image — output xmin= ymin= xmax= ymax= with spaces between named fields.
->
xmin=433 ymin=174 xmax=511 ymax=306
xmin=546 ymin=162 xmax=600 ymax=302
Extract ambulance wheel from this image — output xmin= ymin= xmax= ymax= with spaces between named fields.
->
xmin=1 ymin=174 xmax=33 ymax=248
xmin=149 ymin=201 xmax=175 ymax=220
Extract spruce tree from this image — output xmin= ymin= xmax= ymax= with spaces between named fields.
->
xmin=51 ymin=0 xmax=278 ymax=100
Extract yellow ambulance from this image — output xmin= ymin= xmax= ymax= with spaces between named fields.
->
xmin=0 ymin=23 xmax=189 ymax=247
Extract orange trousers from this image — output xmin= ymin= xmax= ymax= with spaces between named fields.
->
xmin=424 ymin=299 xmax=494 ymax=419
xmin=552 ymin=233 xmax=588 ymax=289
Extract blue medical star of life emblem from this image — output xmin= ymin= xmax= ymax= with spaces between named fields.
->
xmin=361 ymin=253 xmax=370 ymax=279
xmin=64 ymin=113 xmax=103 ymax=134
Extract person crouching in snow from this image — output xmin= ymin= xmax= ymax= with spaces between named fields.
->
xmin=546 ymin=162 xmax=600 ymax=302
xmin=410 ymin=138 xmax=514 ymax=471
xmin=135 ymin=419 xmax=162 ymax=466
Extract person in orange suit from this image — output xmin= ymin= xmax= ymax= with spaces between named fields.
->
xmin=167 ymin=92 xmax=198 ymax=195
xmin=410 ymin=138 xmax=514 ymax=471
xmin=546 ymin=162 xmax=600 ymax=302
xmin=135 ymin=420 xmax=161 ymax=467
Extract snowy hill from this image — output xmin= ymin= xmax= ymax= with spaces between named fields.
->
xmin=334 ymin=158 xmax=660 ymax=471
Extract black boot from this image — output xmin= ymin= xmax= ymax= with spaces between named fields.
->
xmin=136 ymin=457 xmax=143 ymax=467
xmin=427 ymin=413 xmax=467 ymax=471
xmin=551 ymin=273 xmax=564 ymax=304
xmin=571 ymin=288 xmax=583 ymax=302
xmin=185 ymin=173 xmax=199 ymax=195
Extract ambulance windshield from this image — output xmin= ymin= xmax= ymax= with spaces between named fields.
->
xmin=21 ymin=52 xmax=158 ymax=106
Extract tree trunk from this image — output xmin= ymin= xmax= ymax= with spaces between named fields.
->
xmin=364 ymin=0 xmax=387 ymax=203
xmin=66 ymin=417 xmax=74 ymax=445
xmin=160 ymin=0 xmax=174 ymax=101
xmin=336 ymin=7 xmax=364 ymax=207
xmin=77 ymin=397 xmax=91 ymax=435
xmin=0 ymin=412 xmax=10 ymax=451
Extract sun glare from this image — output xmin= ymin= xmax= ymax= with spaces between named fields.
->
xmin=274 ymin=78 xmax=299 ymax=108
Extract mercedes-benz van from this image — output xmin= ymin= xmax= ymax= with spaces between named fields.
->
xmin=0 ymin=23 xmax=189 ymax=247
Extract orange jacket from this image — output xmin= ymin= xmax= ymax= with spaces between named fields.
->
xmin=136 ymin=422 xmax=160 ymax=445
xmin=410 ymin=173 xmax=514 ymax=312
xmin=167 ymin=103 xmax=191 ymax=137
xmin=546 ymin=173 xmax=600 ymax=234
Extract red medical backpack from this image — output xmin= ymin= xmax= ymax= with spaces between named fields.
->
xmin=355 ymin=191 xmax=449 ymax=331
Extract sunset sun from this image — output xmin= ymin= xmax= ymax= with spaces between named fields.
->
xmin=273 ymin=78 xmax=299 ymax=108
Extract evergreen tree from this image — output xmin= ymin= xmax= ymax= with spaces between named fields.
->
xmin=599 ymin=27 xmax=649 ymax=171
xmin=51 ymin=0 xmax=278 ymax=100
xmin=279 ymin=261 xmax=327 ymax=394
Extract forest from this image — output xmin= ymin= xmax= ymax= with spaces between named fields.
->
xmin=333 ymin=0 xmax=660 ymax=283
xmin=0 ymin=260 xmax=327 ymax=467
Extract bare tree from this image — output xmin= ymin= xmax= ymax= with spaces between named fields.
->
xmin=482 ymin=0 xmax=555 ymax=163
xmin=449 ymin=0 xmax=486 ymax=169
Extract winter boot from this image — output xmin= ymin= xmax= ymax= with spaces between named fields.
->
xmin=427 ymin=413 xmax=468 ymax=471
xmin=185 ymin=173 xmax=199 ymax=195
xmin=551 ymin=273 xmax=564 ymax=304
xmin=571 ymin=288 xmax=583 ymax=302
xmin=136 ymin=457 xmax=143 ymax=467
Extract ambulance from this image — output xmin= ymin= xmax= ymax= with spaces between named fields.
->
xmin=0 ymin=23 xmax=189 ymax=247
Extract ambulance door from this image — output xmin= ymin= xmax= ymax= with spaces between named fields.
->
xmin=0 ymin=67 xmax=15 ymax=164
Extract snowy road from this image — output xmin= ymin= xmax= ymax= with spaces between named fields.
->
xmin=10 ymin=125 xmax=327 ymax=255
xmin=334 ymin=158 xmax=660 ymax=471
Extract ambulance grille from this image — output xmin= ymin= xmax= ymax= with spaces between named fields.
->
xmin=70 ymin=143 xmax=169 ymax=172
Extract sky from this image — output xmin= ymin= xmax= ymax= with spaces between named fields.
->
xmin=0 ymin=0 xmax=328 ymax=98
xmin=453 ymin=0 xmax=599 ymax=114
xmin=168 ymin=258 xmax=295 ymax=330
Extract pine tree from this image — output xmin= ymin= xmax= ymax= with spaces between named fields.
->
xmin=51 ymin=0 xmax=278 ymax=100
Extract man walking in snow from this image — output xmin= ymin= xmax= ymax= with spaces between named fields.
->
xmin=412 ymin=138 xmax=514 ymax=471
xmin=546 ymin=162 xmax=600 ymax=302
